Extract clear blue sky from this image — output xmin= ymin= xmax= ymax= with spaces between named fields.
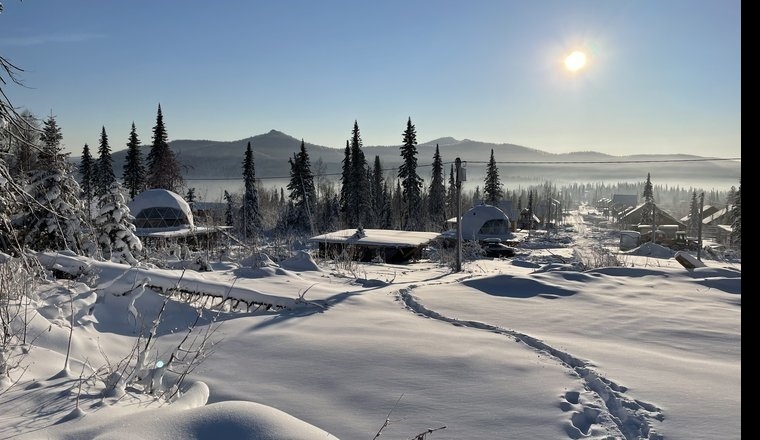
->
xmin=1 ymin=0 xmax=741 ymax=157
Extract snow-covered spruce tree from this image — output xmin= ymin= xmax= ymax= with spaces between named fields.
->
xmin=427 ymin=145 xmax=446 ymax=231
xmin=370 ymin=155 xmax=386 ymax=229
xmin=78 ymin=143 xmax=95 ymax=220
xmin=318 ymin=193 xmax=341 ymax=234
xmin=223 ymin=190 xmax=235 ymax=227
xmin=641 ymin=172 xmax=654 ymax=224
xmin=94 ymin=126 xmax=116 ymax=198
xmin=241 ymin=141 xmax=262 ymax=242
xmin=185 ymin=187 xmax=196 ymax=212
xmin=146 ymin=104 xmax=184 ymax=192
xmin=122 ymin=122 xmax=145 ymax=199
xmin=94 ymin=182 xmax=142 ymax=265
xmin=22 ymin=115 xmax=85 ymax=253
xmin=484 ymin=149 xmax=502 ymax=206
xmin=7 ymin=110 xmax=40 ymax=182
xmin=730 ymin=180 xmax=740 ymax=248
xmin=286 ymin=139 xmax=316 ymax=235
xmin=398 ymin=117 xmax=422 ymax=230
xmin=0 ymin=159 xmax=20 ymax=252
xmin=347 ymin=121 xmax=370 ymax=228
xmin=339 ymin=140 xmax=351 ymax=227
xmin=446 ymin=164 xmax=456 ymax=220
xmin=688 ymin=191 xmax=700 ymax=236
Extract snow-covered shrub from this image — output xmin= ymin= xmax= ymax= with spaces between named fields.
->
xmin=94 ymin=182 xmax=142 ymax=265
xmin=0 ymin=255 xmax=37 ymax=390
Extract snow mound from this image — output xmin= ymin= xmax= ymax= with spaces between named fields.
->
xmin=533 ymin=262 xmax=584 ymax=273
xmin=511 ymin=259 xmax=541 ymax=268
xmin=279 ymin=250 xmax=321 ymax=272
xmin=240 ymin=252 xmax=278 ymax=268
xmin=624 ymin=242 xmax=674 ymax=258
xmin=17 ymin=400 xmax=339 ymax=440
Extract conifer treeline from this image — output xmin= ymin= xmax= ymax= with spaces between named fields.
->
xmin=0 ymin=108 xmax=742 ymax=254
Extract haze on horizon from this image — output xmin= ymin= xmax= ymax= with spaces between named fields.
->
xmin=2 ymin=0 xmax=741 ymax=158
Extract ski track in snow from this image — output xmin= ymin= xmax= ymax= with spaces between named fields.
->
xmin=396 ymin=285 xmax=665 ymax=440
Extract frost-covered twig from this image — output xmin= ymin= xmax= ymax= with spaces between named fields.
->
xmin=372 ymin=393 xmax=404 ymax=440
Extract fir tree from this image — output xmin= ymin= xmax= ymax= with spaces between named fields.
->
xmin=371 ymin=155 xmax=385 ymax=229
xmin=286 ymin=139 xmax=316 ymax=234
xmin=122 ymin=122 xmax=145 ymax=199
xmin=446 ymin=164 xmax=456 ymax=220
xmin=78 ymin=143 xmax=94 ymax=220
xmin=483 ymin=149 xmax=502 ymax=206
xmin=380 ymin=181 xmax=393 ymax=229
xmin=186 ymin=187 xmax=196 ymax=212
xmin=342 ymin=121 xmax=370 ymax=228
xmin=641 ymin=173 xmax=654 ymax=223
xmin=688 ymin=191 xmax=700 ymax=236
xmin=94 ymin=182 xmax=142 ymax=265
xmin=146 ymin=104 xmax=184 ymax=192
xmin=730 ymin=180 xmax=740 ymax=247
xmin=527 ymin=191 xmax=534 ymax=229
xmin=398 ymin=117 xmax=422 ymax=230
xmin=642 ymin=173 xmax=654 ymax=203
xmin=94 ymin=126 xmax=116 ymax=197
xmin=22 ymin=116 xmax=85 ymax=253
xmin=241 ymin=141 xmax=261 ymax=241
xmin=0 ymin=160 xmax=18 ymax=252
xmin=427 ymin=145 xmax=446 ymax=230
xmin=39 ymin=113 xmax=62 ymax=152
xmin=392 ymin=180 xmax=403 ymax=229
xmin=339 ymin=140 xmax=351 ymax=226
xmin=223 ymin=190 xmax=235 ymax=227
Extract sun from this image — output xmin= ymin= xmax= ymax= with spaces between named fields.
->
xmin=564 ymin=50 xmax=587 ymax=72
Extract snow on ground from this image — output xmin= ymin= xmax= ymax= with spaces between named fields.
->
xmin=0 ymin=210 xmax=740 ymax=440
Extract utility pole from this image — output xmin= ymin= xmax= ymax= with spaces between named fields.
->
xmin=697 ymin=192 xmax=704 ymax=261
xmin=455 ymin=158 xmax=464 ymax=272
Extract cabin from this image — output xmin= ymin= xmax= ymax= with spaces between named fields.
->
xmin=618 ymin=202 xmax=685 ymax=231
xmin=516 ymin=208 xmax=540 ymax=230
xmin=308 ymin=228 xmax=441 ymax=263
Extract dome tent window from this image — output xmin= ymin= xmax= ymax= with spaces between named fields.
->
xmin=134 ymin=207 xmax=189 ymax=228
xmin=478 ymin=219 xmax=510 ymax=236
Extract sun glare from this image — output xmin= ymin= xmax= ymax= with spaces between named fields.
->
xmin=564 ymin=51 xmax=587 ymax=72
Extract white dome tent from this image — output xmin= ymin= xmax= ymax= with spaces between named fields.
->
xmin=128 ymin=189 xmax=194 ymax=230
xmin=459 ymin=203 xmax=512 ymax=241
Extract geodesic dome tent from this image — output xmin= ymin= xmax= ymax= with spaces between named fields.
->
xmin=128 ymin=189 xmax=194 ymax=230
xmin=460 ymin=203 xmax=512 ymax=241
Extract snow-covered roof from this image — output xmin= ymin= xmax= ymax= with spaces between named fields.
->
xmin=135 ymin=226 xmax=220 ymax=238
xmin=128 ymin=189 xmax=194 ymax=229
xmin=703 ymin=206 xmax=731 ymax=225
xmin=309 ymin=229 xmax=441 ymax=247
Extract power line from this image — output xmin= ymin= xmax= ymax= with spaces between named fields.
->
xmin=186 ymin=156 xmax=740 ymax=181
xmin=460 ymin=157 xmax=741 ymax=165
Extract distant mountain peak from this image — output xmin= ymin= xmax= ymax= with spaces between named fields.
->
xmin=422 ymin=136 xmax=460 ymax=146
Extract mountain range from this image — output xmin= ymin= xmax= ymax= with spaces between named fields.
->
xmin=107 ymin=129 xmax=741 ymax=190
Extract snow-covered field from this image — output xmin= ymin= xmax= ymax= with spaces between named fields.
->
xmin=0 ymin=211 xmax=740 ymax=440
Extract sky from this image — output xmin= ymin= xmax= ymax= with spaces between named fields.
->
xmin=1 ymin=0 xmax=742 ymax=158
xmin=0 ymin=209 xmax=740 ymax=439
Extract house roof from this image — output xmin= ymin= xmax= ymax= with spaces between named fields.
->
xmin=309 ymin=229 xmax=441 ymax=247
xmin=611 ymin=194 xmax=638 ymax=207
xmin=679 ymin=205 xmax=720 ymax=223
xmin=703 ymin=206 xmax=732 ymax=225
xmin=620 ymin=202 xmax=685 ymax=228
